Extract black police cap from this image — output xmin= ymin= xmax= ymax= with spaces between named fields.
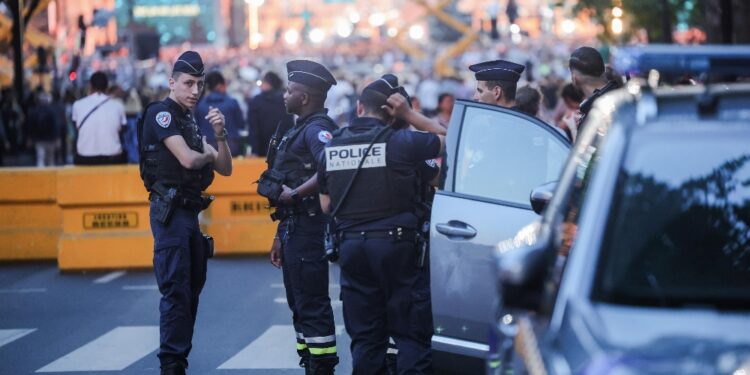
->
xmin=469 ymin=59 xmax=524 ymax=82
xmin=286 ymin=60 xmax=337 ymax=93
xmin=173 ymin=51 xmax=205 ymax=77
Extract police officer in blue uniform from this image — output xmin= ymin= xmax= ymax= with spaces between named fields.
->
xmin=258 ymin=60 xmax=339 ymax=374
xmin=138 ymin=51 xmax=233 ymax=375
xmin=469 ymin=59 xmax=525 ymax=108
xmin=318 ymin=75 xmax=445 ymax=374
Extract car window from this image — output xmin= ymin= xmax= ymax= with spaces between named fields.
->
xmin=592 ymin=127 xmax=750 ymax=309
xmin=454 ymin=106 xmax=568 ymax=205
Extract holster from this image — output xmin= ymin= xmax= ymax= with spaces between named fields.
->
xmin=150 ymin=183 xmax=178 ymax=225
xmin=202 ymin=233 xmax=214 ymax=258
xmin=256 ymin=169 xmax=285 ymax=203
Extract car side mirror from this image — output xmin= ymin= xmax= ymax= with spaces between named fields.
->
xmin=530 ymin=181 xmax=557 ymax=215
xmin=496 ymin=222 xmax=555 ymax=311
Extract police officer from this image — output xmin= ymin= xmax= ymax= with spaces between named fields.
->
xmin=138 ymin=51 xmax=233 ymax=375
xmin=469 ymin=59 xmax=525 ymax=108
xmin=568 ymin=46 xmax=622 ymax=129
xmin=318 ymin=74 xmax=445 ymax=374
xmin=260 ymin=60 xmax=339 ymax=374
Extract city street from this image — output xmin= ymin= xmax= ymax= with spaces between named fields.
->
xmin=0 ymin=257 xmax=353 ymax=374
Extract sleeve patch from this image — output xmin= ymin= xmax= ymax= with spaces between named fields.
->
xmin=155 ymin=111 xmax=172 ymax=128
xmin=317 ymin=130 xmax=333 ymax=143
xmin=425 ymin=159 xmax=438 ymax=168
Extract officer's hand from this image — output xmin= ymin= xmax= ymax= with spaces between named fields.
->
xmin=270 ymin=237 xmax=282 ymax=268
xmin=278 ymin=184 xmax=295 ymax=204
xmin=202 ymin=136 xmax=218 ymax=161
xmin=205 ymin=106 xmax=226 ymax=134
xmin=383 ymin=93 xmax=410 ymax=118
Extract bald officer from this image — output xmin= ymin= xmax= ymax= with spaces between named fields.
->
xmin=469 ymin=59 xmax=525 ymax=108
xmin=138 ymin=50 xmax=232 ymax=375
xmin=258 ymin=60 xmax=339 ymax=374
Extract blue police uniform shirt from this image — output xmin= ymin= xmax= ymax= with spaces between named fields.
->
xmin=289 ymin=109 xmax=336 ymax=165
xmin=142 ymin=97 xmax=203 ymax=145
xmin=318 ymin=116 xmax=441 ymax=231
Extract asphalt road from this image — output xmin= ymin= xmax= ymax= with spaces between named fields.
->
xmin=0 ymin=257 xmax=353 ymax=374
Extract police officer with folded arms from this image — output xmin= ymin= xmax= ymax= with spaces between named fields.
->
xmin=138 ymin=51 xmax=232 ymax=375
xmin=318 ymin=74 xmax=445 ymax=374
xmin=257 ymin=60 xmax=339 ymax=374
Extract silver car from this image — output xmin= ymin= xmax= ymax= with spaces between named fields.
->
xmin=429 ymin=99 xmax=570 ymax=372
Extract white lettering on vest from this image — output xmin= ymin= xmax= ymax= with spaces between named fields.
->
xmin=326 ymin=143 xmax=387 ymax=171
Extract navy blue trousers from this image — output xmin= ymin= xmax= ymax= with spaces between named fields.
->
xmin=339 ymin=236 xmax=433 ymax=375
xmin=150 ymin=204 xmax=207 ymax=367
xmin=280 ymin=215 xmax=339 ymax=372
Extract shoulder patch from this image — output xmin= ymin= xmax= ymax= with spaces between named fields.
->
xmin=155 ymin=111 xmax=172 ymax=128
xmin=317 ymin=130 xmax=333 ymax=143
xmin=425 ymin=159 xmax=438 ymax=168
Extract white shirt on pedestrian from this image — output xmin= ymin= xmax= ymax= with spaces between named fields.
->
xmin=71 ymin=92 xmax=126 ymax=157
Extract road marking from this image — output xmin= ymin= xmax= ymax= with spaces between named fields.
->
xmin=122 ymin=285 xmax=159 ymax=291
xmin=274 ymin=297 xmax=342 ymax=308
xmin=271 ymin=283 xmax=340 ymax=289
xmin=0 ymin=288 xmax=46 ymax=293
xmin=218 ymin=325 xmax=344 ymax=369
xmin=36 ymin=326 xmax=159 ymax=372
xmin=0 ymin=329 xmax=36 ymax=348
xmin=93 ymin=271 xmax=126 ymax=284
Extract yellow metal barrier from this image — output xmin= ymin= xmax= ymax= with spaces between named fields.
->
xmin=204 ymin=158 xmax=275 ymax=256
xmin=56 ymin=165 xmax=152 ymax=271
xmin=0 ymin=168 xmax=60 ymax=261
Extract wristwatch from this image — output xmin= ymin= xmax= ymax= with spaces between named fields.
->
xmin=215 ymin=128 xmax=228 ymax=141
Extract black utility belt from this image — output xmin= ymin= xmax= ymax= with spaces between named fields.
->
xmin=339 ymin=227 xmax=418 ymax=241
xmin=149 ymin=192 xmax=213 ymax=211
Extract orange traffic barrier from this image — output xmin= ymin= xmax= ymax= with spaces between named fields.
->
xmin=0 ymin=168 xmax=60 ymax=261
xmin=204 ymin=158 xmax=276 ymax=256
xmin=56 ymin=165 xmax=152 ymax=271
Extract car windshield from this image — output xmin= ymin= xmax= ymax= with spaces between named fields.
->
xmin=592 ymin=124 xmax=750 ymax=309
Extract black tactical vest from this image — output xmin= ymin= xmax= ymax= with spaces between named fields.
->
xmin=138 ymin=101 xmax=214 ymax=197
xmin=325 ymin=125 xmax=416 ymax=221
xmin=270 ymin=113 xmax=333 ymax=189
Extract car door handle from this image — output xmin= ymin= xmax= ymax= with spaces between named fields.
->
xmin=435 ymin=221 xmax=477 ymax=239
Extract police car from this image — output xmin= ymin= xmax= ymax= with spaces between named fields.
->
xmin=428 ymin=93 xmax=571 ymax=372
xmin=491 ymin=45 xmax=750 ymax=375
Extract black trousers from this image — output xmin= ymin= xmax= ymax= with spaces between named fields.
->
xmin=150 ymin=204 xmax=207 ymax=368
xmin=280 ymin=215 xmax=339 ymax=373
xmin=339 ymin=235 xmax=433 ymax=375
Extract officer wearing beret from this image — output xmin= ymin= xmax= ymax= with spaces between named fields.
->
xmin=138 ymin=51 xmax=232 ymax=375
xmin=318 ymin=74 xmax=445 ymax=374
xmin=261 ymin=59 xmax=339 ymax=374
xmin=469 ymin=59 xmax=525 ymax=108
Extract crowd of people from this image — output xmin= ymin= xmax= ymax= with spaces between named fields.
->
xmin=0 ymin=35 xmax=605 ymax=168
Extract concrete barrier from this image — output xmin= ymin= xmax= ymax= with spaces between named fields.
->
xmin=0 ymin=168 xmax=60 ymax=261
xmin=57 ymin=165 xmax=152 ymax=271
xmin=204 ymin=158 xmax=276 ymax=256
xmin=1 ymin=157 xmax=275 ymax=269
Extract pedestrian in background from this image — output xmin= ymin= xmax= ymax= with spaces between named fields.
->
xmin=432 ymin=93 xmax=454 ymax=129
xmin=139 ymin=50 xmax=232 ymax=375
xmin=246 ymin=71 xmax=293 ymax=157
xmin=196 ymin=71 xmax=244 ymax=156
xmin=26 ymin=92 xmax=61 ymax=167
xmin=71 ymin=71 xmax=127 ymax=165
xmin=515 ymin=85 xmax=542 ymax=119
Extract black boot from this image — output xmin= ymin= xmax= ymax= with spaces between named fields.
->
xmin=160 ymin=359 xmax=187 ymax=375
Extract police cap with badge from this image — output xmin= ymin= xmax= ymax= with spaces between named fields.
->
xmin=360 ymin=74 xmax=412 ymax=128
xmin=469 ymin=59 xmax=524 ymax=83
xmin=286 ymin=59 xmax=337 ymax=93
xmin=174 ymin=50 xmax=205 ymax=77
